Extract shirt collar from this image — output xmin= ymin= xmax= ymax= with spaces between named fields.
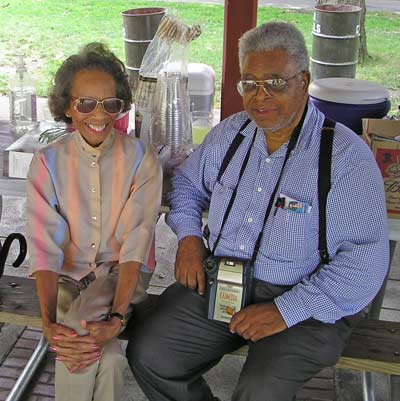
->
xmin=74 ymin=129 xmax=115 ymax=157
xmin=245 ymin=99 xmax=316 ymax=157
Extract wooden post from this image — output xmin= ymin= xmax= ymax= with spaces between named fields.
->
xmin=220 ymin=0 xmax=258 ymax=120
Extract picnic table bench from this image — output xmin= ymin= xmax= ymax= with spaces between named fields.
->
xmin=1 ymin=273 xmax=400 ymax=401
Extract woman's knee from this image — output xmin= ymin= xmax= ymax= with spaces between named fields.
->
xmin=98 ymin=341 xmax=126 ymax=374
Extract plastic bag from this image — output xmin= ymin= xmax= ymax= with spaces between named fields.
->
xmin=134 ymin=14 xmax=201 ymax=150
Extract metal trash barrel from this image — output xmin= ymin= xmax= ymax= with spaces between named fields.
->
xmin=311 ymin=4 xmax=362 ymax=80
xmin=122 ymin=7 xmax=166 ymax=92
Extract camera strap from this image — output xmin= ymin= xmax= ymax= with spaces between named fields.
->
xmin=209 ymin=106 xmax=336 ymax=267
xmin=250 ymin=108 xmax=307 ymax=264
xmin=210 ymin=107 xmax=306 ymax=257
xmin=211 ymin=120 xmax=257 ymax=255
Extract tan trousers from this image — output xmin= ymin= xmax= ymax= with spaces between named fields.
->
xmin=55 ymin=267 xmax=152 ymax=401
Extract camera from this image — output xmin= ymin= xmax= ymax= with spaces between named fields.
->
xmin=203 ymin=255 xmax=253 ymax=323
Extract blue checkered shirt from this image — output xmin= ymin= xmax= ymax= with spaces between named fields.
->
xmin=166 ymin=101 xmax=389 ymax=327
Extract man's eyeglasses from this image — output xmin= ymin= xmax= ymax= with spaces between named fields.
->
xmin=237 ymin=71 xmax=303 ymax=97
xmin=72 ymin=97 xmax=125 ymax=114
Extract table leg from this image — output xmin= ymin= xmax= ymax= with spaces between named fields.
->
xmin=362 ymin=240 xmax=397 ymax=401
xmin=5 ymin=335 xmax=49 ymax=401
xmin=368 ymin=240 xmax=397 ymax=319
xmin=391 ymin=375 xmax=400 ymax=401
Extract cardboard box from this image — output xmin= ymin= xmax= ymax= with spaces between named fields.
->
xmin=362 ymin=118 xmax=400 ymax=219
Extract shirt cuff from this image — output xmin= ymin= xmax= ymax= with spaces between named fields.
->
xmin=274 ymin=289 xmax=313 ymax=328
xmin=176 ymin=227 xmax=204 ymax=243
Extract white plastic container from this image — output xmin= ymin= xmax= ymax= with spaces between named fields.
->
xmin=188 ymin=63 xmax=215 ymax=113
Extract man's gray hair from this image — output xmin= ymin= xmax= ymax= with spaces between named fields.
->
xmin=238 ymin=22 xmax=309 ymax=73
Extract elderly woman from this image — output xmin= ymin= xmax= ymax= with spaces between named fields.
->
xmin=26 ymin=42 xmax=162 ymax=401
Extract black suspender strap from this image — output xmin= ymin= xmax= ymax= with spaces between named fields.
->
xmin=211 ymin=124 xmax=257 ymax=255
xmin=318 ymin=117 xmax=335 ymax=265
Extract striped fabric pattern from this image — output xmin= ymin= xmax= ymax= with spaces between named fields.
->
xmin=26 ymin=129 xmax=162 ymax=281
xmin=167 ymin=101 xmax=389 ymax=327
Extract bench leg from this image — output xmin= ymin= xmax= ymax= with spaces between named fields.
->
xmin=5 ymin=335 xmax=49 ymax=401
xmin=390 ymin=375 xmax=400 ymax=401
xmin=368 ymin=240 xmax=396 ymax=320
xmin=362 ymin=372 xmax=377 ymax=401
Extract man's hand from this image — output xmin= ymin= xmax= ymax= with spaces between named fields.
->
xmin=229 ymin=303 xmax=288 ymax=342
xmin=175 ymin=236 xmax=208 ymax=295
xmin=45 ymin=322 xmax=101 ymax=373
xmin=80 ymin=318 xmax=121 ymax=346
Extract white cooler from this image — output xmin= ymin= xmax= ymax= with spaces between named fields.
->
xmin=188 ymin=63 xmax=215 ymax=113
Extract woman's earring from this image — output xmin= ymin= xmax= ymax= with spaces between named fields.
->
xmin=65 ymin=113 xmax=71 ymax=118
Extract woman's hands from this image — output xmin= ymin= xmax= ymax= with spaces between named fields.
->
xmin=47 ymin=318 xmax=122 ymax=373
xmin=45 ymin=321 xmax=102 ymax=373
xmin=80 ymin=318 xmax=122 ymax=345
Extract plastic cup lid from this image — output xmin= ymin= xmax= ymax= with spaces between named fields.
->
xmin=308 ymin=78 xmax=390 ymax=105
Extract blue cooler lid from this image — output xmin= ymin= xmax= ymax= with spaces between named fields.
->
xmin=309 ymin=78 xmax=389 ymax=105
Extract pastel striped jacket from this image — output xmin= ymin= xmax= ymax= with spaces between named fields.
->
xmin=26 ymin=129 xmax=162 ymax=281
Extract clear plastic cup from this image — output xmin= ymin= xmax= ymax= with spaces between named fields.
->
xmin=191 ymin=111 xmax=213 ymax=144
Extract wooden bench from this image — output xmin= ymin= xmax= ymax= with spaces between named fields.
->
xmin=1 ymin=275 xmax=400 ymax=400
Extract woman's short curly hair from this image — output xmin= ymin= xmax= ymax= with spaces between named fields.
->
xmin=48 ymin=42 xmax=132 ymax=124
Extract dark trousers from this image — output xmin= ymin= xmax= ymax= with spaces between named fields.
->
xmin=126 ymin=280 xmax=358 ymax=401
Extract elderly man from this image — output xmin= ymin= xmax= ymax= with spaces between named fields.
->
xmin=127 ymin=22 xmax=389 ymax=401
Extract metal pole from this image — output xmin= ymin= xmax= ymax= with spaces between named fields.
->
xmin=362 ymin=371 xmax=376 ymax=401
xmin=6 ymin=335 xmax=49 ymax=401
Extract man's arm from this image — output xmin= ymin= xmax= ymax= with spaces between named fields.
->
xmin=175 ymin=236 xmax=208 ymax=295
xmin=275 ymin=159 xmax=389 ymax=328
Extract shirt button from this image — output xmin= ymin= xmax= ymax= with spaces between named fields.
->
xmin=265 ymin=158 xmax=271 ymax=163
xmin=257 ymin=187 xmax=262 ymax=192
xmin=92 ymin=155 xmax=96 ymax=158
xmin=91 ymin=243 xmax=96 ymax=248
xmin=91 ymin=162 xmax=96 ymax=167
xmin=239 ymin=245 xmax=245 ymax=250
xmin=89 ymin=262 xmax=96 ymax=268
xmin=247 ymin=217 xmax=253 ymax=223
xmin=92 ymin=215 xmax=97 ymax=221
xmin=91 ymin=188 xmax=96 ymax=193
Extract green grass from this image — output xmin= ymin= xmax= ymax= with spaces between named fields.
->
xmin=0 ymin=0 xmax=399 ymax=110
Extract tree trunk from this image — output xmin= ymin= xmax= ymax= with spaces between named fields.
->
xmin=315 ymin=0 xmax=369 ymax=63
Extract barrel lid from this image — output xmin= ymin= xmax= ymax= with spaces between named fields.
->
xmin=309 ymin=78 xmax=389 ymax=105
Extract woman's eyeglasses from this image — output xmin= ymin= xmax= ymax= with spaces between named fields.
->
xmin=237 ymin=71 xmax=303 ymax=97
xmin=72 ymin=97 xmax=124 ymax=114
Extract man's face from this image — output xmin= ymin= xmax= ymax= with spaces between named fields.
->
xmin=67 ymin=69 xmax=118 ymax=147
xmin=241 ymin=49 xmax=309 ymax=133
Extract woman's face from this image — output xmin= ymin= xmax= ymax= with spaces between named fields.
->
xmin=67 ymin=69 xmax=118 ymax=147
